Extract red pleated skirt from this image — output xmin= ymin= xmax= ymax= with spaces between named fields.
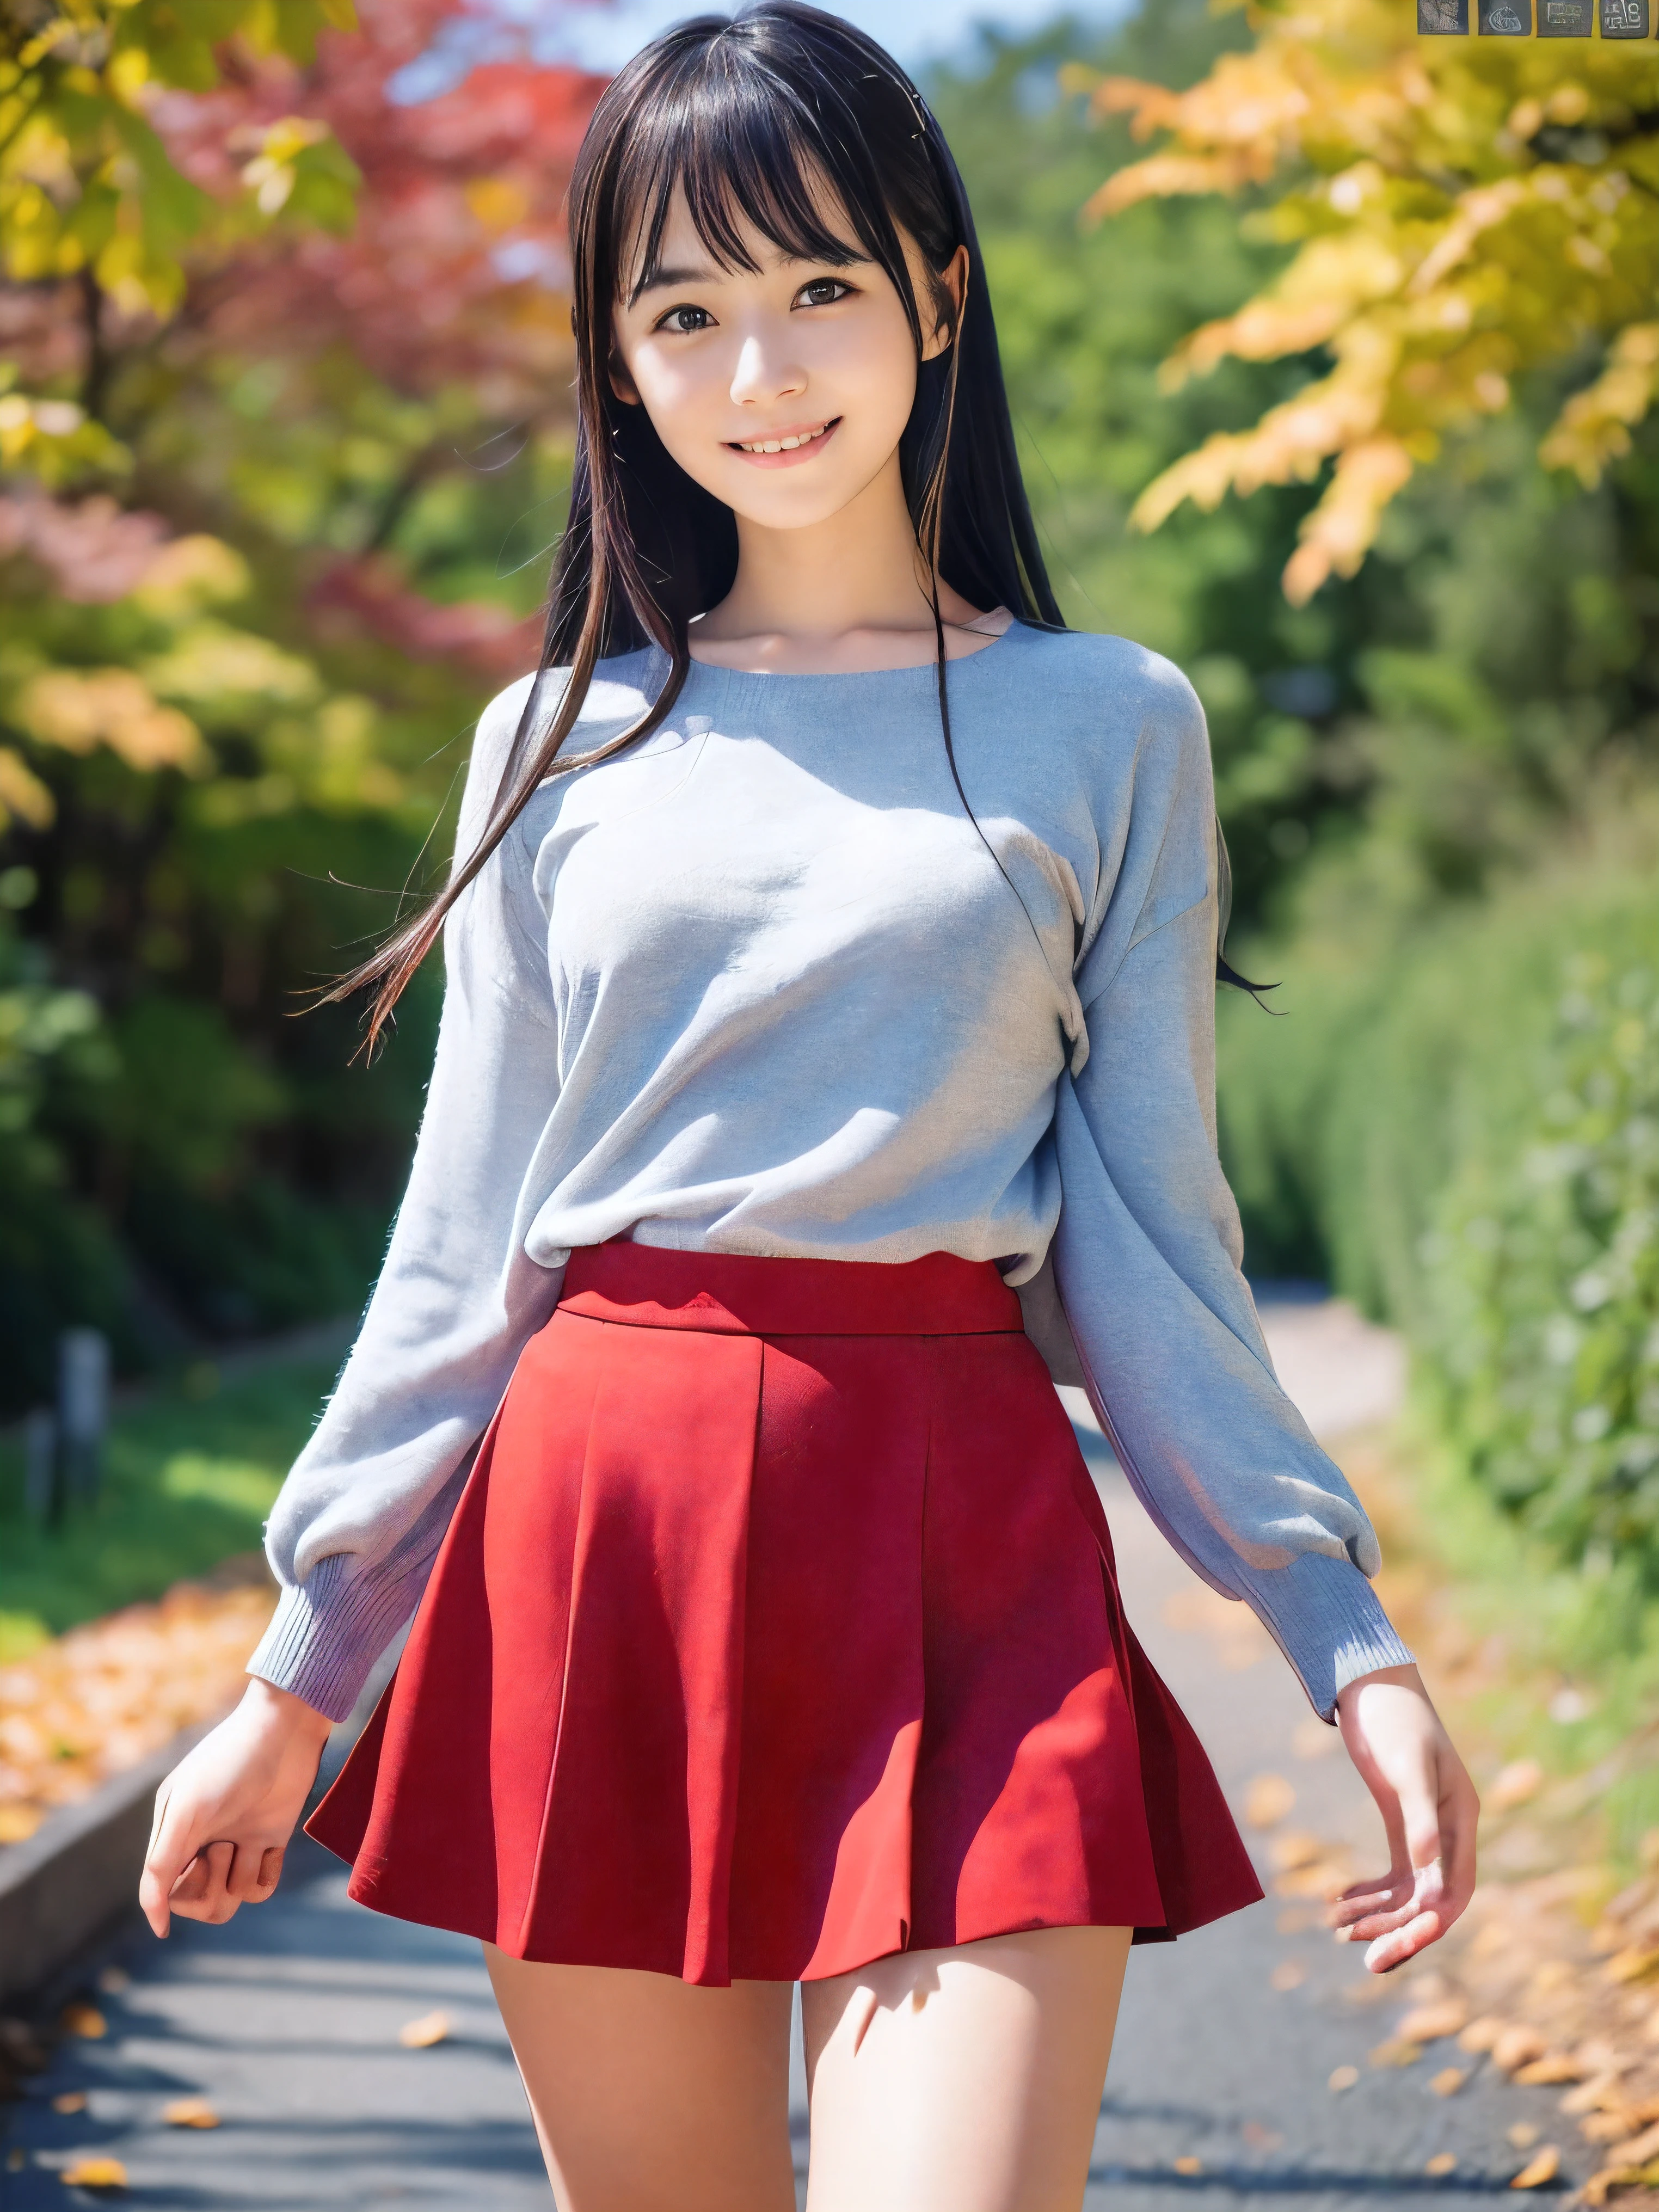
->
xmin=306 ymin=1244 xmax=1261 ymax=1986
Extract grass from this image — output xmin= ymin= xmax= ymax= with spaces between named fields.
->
xmin=0 ymin=1337 xmax=348 ymax=1661
xmin=1354 ymin=1392 xmax=1659 ymax=1886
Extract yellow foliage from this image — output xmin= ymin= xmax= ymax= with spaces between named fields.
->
xmin=1077 ymin=0 xmax=1659 ymax=600
xmin=15 ymin=666 xmax=204 ymax=770
xmin=127 ymin=533 xmax=251 ymax=617
xmin=0 ymin=745 xmax=55 ymax=830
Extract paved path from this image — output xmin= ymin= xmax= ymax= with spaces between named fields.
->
xmin=3 ymin=1300 xmax=1577 ymax=2208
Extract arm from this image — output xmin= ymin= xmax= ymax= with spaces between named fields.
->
xmin=245 ymin=678 xmax=566 ymax=1723
xmin=1053 ymin=677 xmax=1410 ymax=1717
xmin=1052 ymin=666 xmax=1474 ymax=1963
xmin=142 ymin=680 xmax=566 ymax=1933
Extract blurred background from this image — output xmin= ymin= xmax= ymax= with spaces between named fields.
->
xmin=1 ymin=0 xmax=1657 ymax=2196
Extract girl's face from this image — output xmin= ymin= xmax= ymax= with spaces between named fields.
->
xmin=610 ymin=188 xmax=963 ymax=534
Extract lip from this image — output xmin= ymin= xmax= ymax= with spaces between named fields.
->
xmin=724 ymin=417 xmax=841 ymax=469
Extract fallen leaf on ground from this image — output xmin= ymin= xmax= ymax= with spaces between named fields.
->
xmin=1581 ymin=2161 xmax=1659 ymax=2208
xmin=1400 ymin=1999 xmax=1470 ymax=2042
xmin=1329 ymin=2065 xmax=1359 ymax=2092
xmin=1608 ymin=2122 xmax=1659 ymax=2167
xmin=1490 ymin=1760 xmax=1545 ymax=1811
xmin=1509 ymin=2145 xmax=1559 ymax=2189
xmin=1276 ymin=1908 xmax=1316 ymax=1934
xmin=1370 ymin=2038 xmax=1423 ymax=2069
xmin=58 ymin=2156 xmax=127 ymax=2189
xmin=1459 ymin=2016 xmax=1507 ymax=2054
xmin=0 ymin=1806 xmax=42 ymax=1843
xmin=1244 ymin=1774 xmax=1297 ymax=1829
xmin=50 ymin=2093 xmax=86 ymax=2114
xmin=1293 ymin=1716 xmax=1340 ymax=1760
xmin=1425 ymin=2152 xmax=1457 ymax=2177
xmin=1274 ymin=1853 xmax=1354 ymax=1901
xmin=1606 ymin=1949 xmax=1659 ymax=1986
xmin=161 ymin=2097 xmax=219 ymax=2128
xmin=1515 ymin=2053 xmax=1586 ymax=2086
xmin=398 ymin=2010 xmax=451 ymax=2049
xmin=1242 ymin=2121 xmax=1283 ymax=2150
xmin=1509 ymin=2124 xmax=1540 ymax=2149
xmin=1431 ymin=2067 xmax=1467 ymax=2096
xmin=1271 ymin=1959 xmax=1306 ymax=1992
xmin=59 ymin=2006 xmax=105 ymax=2041
xmin=1562 ymin=2075 xmax=1628 ymax=2118
xmin=1583 ymin=2111 xmax=1641 ymax=2144
xmin=1173 ymin=2155 xmax=1203 ymax=2175
xmin=1492 ymin=2025 xmax=1550 ymax=2073
xmin=1268 ymin=1831 xmax=1324 ymax=1873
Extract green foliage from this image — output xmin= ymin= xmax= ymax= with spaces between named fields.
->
xmin=929 ymin=11 xmax=1659 ymax=941
xmin=1423 ymin=950 xmax=1659 ymax=1575
xmin=1218 ymin=840 xmax=1659 ymax=1581
xmin=0 ymin=1334 xmax=346 ymax=1649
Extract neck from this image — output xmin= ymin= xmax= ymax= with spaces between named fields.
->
xmin=698 ymin=453 xmax=980 ymax=667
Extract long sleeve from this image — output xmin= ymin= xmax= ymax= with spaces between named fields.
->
xmin=1052 ymin=672 xmax=1413 ymax=1719
xmin=248 ymin=681 xmax=567 ymax=1721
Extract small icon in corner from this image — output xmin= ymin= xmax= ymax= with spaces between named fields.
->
xmin=1600 ymin=0 xmax=1650 ymax=35
xmin=1418 ymin=0 xmax=1470 ymax=26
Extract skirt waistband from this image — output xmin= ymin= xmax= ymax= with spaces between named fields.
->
xmin=557 ymin=1242 xmax=1025 ymax=1337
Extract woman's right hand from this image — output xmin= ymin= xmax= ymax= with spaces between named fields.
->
xmin=140 ymin=1677 xmax=334 ymax=1937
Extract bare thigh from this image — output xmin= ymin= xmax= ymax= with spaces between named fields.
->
xmin=484 ymin=1944 xmax=796 ymax=2212
xmin=801 ymin=1925 xmax=1133 ymax=2212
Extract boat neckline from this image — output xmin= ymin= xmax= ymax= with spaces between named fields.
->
xmin=668 ymin=617 xmax=1023 ymax=685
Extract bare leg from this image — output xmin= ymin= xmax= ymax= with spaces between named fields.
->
xmin=484 ymin=1944 xmax=796 ymax=2212
xmin=801 ymin=1925 xmax=1132 ymax=2212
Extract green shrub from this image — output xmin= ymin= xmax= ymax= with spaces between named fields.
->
xmin=1218 ymin=843 xmax=1659 ymax=1579
xmin=1421 ymin=951 xmax=1659 ymax=1575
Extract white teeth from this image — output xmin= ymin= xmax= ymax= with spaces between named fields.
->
xmin=737 ymin=422 xmax=828 ymax=454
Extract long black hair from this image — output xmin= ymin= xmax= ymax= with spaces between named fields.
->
xmin=337 ymin=2 xmax=1059 ymax=1039
xmin=339 ymin=2 xmax=1258 ymax=1035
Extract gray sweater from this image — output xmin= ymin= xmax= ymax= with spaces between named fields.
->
xmin=248 ymin=624 xmax=1411 ymax=1724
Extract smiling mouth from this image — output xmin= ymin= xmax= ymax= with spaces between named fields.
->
xmin=728 ymin=418 xmax=839 ymax=456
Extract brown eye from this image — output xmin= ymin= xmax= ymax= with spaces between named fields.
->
xmin=796 ymin=279 xmax=851 ymax=309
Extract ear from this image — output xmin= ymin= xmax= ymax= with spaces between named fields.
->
xmin=609 ymin=346 xmax=642 ymax=406
xmin=921 ymin=244 xmax=969 ymax=364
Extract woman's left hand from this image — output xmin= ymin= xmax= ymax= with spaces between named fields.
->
xmin=1330 ymin=1663 xmax=1479 ymax=1973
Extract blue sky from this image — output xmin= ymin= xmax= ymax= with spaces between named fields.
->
xmin=536 ymin=1 xmax=1129 ymax=71
xmin=391 ymin=1 xmax=1133 ymax=100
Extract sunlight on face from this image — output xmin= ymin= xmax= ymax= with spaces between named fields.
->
xmin=610 ymin=188 xmax=957 ymax=536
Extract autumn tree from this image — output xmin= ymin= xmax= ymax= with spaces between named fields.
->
xmin=0 ymin=2 xmax=601 ymax=1404
xmin=1072 ymin=0 xmax=1659 ymax=600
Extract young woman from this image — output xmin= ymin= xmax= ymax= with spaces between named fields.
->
xmin=140 ymin=9 xmax=1479 ymax=2207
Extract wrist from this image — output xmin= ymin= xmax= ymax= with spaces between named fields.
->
xmin=1335 ymin=1662 xmax=1425 ymax=1717
xmin=242 ymin=1673 xmax=334 ymax=1744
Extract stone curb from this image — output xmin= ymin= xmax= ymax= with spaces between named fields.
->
xmin=0 ymin=1720 xmax=216 ymax=2008
xmin=0 ymin=1624 xmax=407 ymax=2009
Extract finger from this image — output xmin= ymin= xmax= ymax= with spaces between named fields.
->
xmin=1365 ymin=1905 xmax=1447 ymax=1973
xmin=1435 ymin=1773 xmax=1480 ymax=1930
xmin=227 ymin=1841 xmax=282 ymax=1903
xmin=170 ymin=1840 xmax=239 ymax=1926
xmin=1337 ymin=1896 xmax=1429 ymax=1944
xmin=139 ymin=1792 xmax=208 ymax=1937
xmin=1331 ymin=1871 xmax=1410 ymax=1915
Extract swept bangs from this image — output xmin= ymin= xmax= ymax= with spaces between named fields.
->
xmin=612 ymin=23 xmax=936 ymax=346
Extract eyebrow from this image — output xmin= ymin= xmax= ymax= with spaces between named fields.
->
xmin=632 ymin=263 xmax=721 ymax=298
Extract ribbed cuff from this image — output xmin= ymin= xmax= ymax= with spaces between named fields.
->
xmin=247 ymin=1548 xmax=431 ymax=1725
xmin=1237 ymin=1550 xmax=1415 ymax=1723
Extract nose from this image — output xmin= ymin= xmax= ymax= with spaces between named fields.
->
xmin=729 ymin=329 xmax=807 ymax=410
